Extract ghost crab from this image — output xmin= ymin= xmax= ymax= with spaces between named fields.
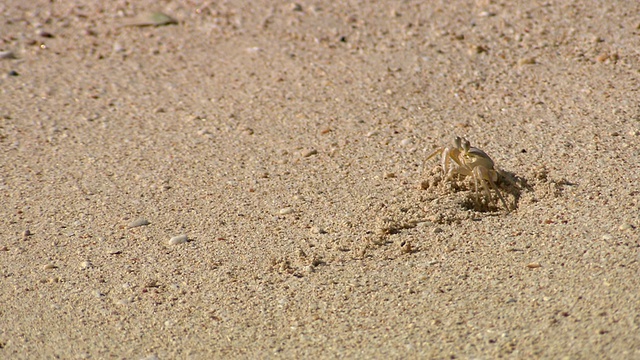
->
xmin=426 ymin=136 xmax=510 ymax=213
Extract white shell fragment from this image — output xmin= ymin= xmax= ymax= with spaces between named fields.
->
xmin=128 ymin=218 xmax=150 ymax=228
xmin=121 ymin=12 xmax=178 ymax=27
xmin=302 ymin=149 xmax=318 ymax=157
xmin=0 ymin=51 xmax=16 ymax=59
xmin=169 ymin=234 xmax=188 ymax=245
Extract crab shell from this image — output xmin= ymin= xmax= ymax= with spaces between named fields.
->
xmin=461 ymin=146 xmax=498 ymax=182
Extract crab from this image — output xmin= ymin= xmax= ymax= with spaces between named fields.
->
xmin=426 ymin=136 xmax=510 ymax=212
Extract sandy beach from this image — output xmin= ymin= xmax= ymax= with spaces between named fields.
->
xmin=1 ymin=0 xmax=639 ymax=358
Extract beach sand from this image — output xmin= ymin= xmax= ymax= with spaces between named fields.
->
xmin=1 ymin=0 xmax=639 ymax=358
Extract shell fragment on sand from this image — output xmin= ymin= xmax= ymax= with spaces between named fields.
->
xmin=128 ymin=218 xmax=150 ymax=228
xmin=169 ymin=234 xmax=188 ymax=245
xmin=120 ymin=12 xmax=178 ymax=27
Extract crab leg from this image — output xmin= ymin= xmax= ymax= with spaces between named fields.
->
xmin=475 ymin=166 xmax=510 ymax=212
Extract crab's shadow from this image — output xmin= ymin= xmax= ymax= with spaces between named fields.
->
xmin=455 ymin=169 xmax=532 ymax=213
xmin=498 ymin=169 xmax=532 ymax=208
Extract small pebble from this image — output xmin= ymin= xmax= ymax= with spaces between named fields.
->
xmin=128 ymin=218 xmax=150 ymax=228
xmin=468 ymin=44 xmax=488 ymax=54
xmin=433 ymin=227 xmax=443 ymax=234
xmin=518 ymin=57 xmax=536 ymax=65
xmin=279 ymin=207 xmax=294 ymax=215
xmin=526 ymin=262 xmax=541 ymax=269
xmin=0 ymin=51 xmax=16 ymax=59
xmin=23 ymin=229 xmax=32 ymax=237
xmin=401 ymin=242 xmax=414 ymax=254
xmin=123 ymin=12 xmax=178 ymax=27
xmin=43 ymin=264 xmax=58 ymax=270
xmin=169 ymin=234 xmax=188 ymax=245
xmin=400 ymin=138 xmax=412 ymax=146
xmin=80 ymin=260 xmax=92 ymax=269
xmin=596 ymin=52 xmax=609 ymax=63
xmin=302 ymin=149 xmax=318 ymax=157
xmin=36 ymin=29 xmax=54 ymax=38
xmin=383 ymin=172 xmax=396 ymax=179
xmin=145 ymin=280 xmax=160 ymax=288
xmin=310 ymin=226 xmax=326 ymax=234
xmin=619 ymin=223 xmax=634 ymax=231
xmin=113 ymin=42 xmax=125 ymax=53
